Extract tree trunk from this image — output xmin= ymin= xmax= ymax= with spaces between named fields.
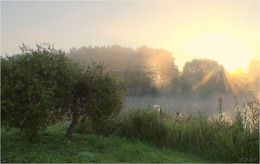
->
xmin=66 ymin=118 xmax=78 ymax=138
xmin=66 ymin=109 xmax=78 ymax=138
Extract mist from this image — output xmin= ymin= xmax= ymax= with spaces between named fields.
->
xmin=68 ymin=45 xmax=259 ymax=119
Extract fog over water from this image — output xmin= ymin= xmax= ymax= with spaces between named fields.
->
xmin=124 ymin=94 xmax=256 ymax=119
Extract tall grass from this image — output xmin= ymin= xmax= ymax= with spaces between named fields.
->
xmin=75 ymin=99 xmax=259 ymax=162
xmin=116 ymin=108 xmax=168 ymax=147
xmin=3 ymin=93 xmax=258 ymax=162
xmin=119 ymin=109 xmax=258 ymax=162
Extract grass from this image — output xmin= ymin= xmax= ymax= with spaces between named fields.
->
xmin=1 ymin=125 xmax=210 ymax=163
xmin=114 ymin=107 xmax=259 ymax=163
xmin=2 ymin=99 xmax=259 ymax=163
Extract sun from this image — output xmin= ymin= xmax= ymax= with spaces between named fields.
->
xmin=183 ymin=31 xmax=253 ymax=72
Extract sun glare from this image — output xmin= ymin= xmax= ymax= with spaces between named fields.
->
xmin=184 ymin=32 xmax=253 ymax=72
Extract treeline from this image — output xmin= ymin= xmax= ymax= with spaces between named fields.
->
xmin=68 ymin=45 xmax=259 ymax=98
xmin=69 ymin=45 xmax=179 ymax=96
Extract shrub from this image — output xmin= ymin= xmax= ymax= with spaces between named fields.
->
xmin=65 ymin=62 xmax=128 ymax=138
xmin=1 ymin=44 xmax=77 ymax=140
xmin=116 ymin=108 xmax=168 ymax=146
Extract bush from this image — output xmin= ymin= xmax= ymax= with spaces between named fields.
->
xmin=65 ymin=62 xmax=127 ymax=138
xmin=116 ymin=108 xmax=168 ymax=147
xmin=1 ymin=44 xmax=77 ymax=140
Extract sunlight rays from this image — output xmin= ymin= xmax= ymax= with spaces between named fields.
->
xmin=192 ymin=64 xmax=248 ymax=95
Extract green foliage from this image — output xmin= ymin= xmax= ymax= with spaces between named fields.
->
xmin=1 ymin=44 xmax=127 ymax=139
xmin=81 ymin=63 xmax=126 ymax=117
xmin=115 ymin=108 xmax=259 ymax=163
xmin=1 ymin=125 xmax=210 ymax=163
xmin=1 ymin=44 xmax=77 ymax=139
xmin=66 ymin=61 xmax=127 ymax=137
xmin=75 ymin=115 xmax=123 ymax=136
xmin=80 ymin=62 xmax=127 ymax=121
xmin=116 ymin=108 xmax=168 ymax=146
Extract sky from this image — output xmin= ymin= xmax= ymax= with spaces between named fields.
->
xmin=1 ymin=0 xmax=260 ymax=71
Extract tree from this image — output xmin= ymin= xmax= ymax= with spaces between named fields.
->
xmin=121 ymin=67 xmax=157 ymax=96
xmin=180 ymin=58 xmax=235 ymax=97
xmin=138 ymin=46 xmax=180 ymax=90
xmin=65 ymin=62 xmax=127 ymax=138
xmin=1 ymin=44 xmax=77 ymax=140
xmin=68 ymin=45 xmax=180 ymax=94
xmin=2 ymin=44 xmax=127 ymax=139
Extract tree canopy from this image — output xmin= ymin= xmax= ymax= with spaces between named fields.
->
xmin=1 ymin=44 xmax=77 ymax=139
xmin=1 ymin=44 xmax=127 ymax=139
xmin=65 ymin=62 xmax=127 ymax=138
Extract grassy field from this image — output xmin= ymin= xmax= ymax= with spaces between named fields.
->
xmin=1 ymin=125 xmax=210 ymax=163
xmin=2 ymin=101 xmax=259 ymax=163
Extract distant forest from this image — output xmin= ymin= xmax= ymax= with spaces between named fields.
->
xmin=68 ymin=45 xmax=259 ymax=98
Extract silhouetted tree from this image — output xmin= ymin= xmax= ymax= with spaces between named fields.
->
xmin=180 ymin=58 xmax=235 ymax=97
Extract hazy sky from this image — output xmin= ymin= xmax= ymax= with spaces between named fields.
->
xmin=1 ymin=0 xmax=260 ymax=71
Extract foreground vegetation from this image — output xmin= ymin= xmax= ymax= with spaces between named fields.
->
xmin=1 ymin=125 xmax=210 ymax=163
xmin=76 ymin=100 xmax=259 ymax=163
xmin=2 ymin=103 xmax=258 ymax=163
